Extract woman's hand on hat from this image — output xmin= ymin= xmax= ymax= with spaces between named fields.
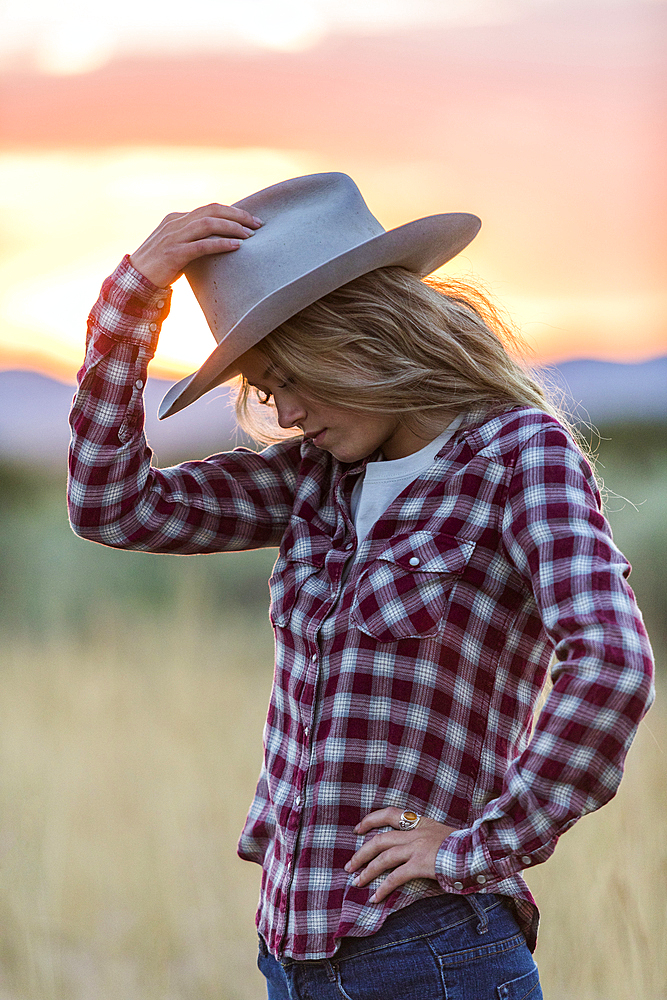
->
xmin=129 ymin=203 xmax=264 ymax=288
xmin=344 ymin=807 xmax=456 ymax=903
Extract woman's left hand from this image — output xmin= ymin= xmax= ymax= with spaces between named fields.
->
xmin=344 ymin=808 xmax=457 ymax=904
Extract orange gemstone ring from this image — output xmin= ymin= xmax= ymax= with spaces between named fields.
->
xmin=398 ymin=809 xmax=421 ymax=830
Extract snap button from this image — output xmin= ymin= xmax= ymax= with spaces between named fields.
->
xmin=135 ymin=379 xmax=144 ymax=389
xmin=453 ymin=881 xmax=464 ymax=891
xmin=345 ymin=543 xmax=354 ymax=551
xmin=521 ymin=856 xmax=532 ymax=866
xmin=295 ymin=795 xmax=301 ymax=807
xmin=311 ymin=654 xmax=317 ymax=662
xmin=476 ymin=874 xmax=487 ymax=885
xmin=303 ymin=726 xmax=310 ymax=737
xmin=149 ymin=322 xmax=158 ymax=332
xmin=156 ymin=299 xmax=165 ymax=309
xmin=408 ymin=556 xmax=420 ymax=567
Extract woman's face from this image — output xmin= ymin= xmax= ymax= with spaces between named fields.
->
xmin=239 ymin=348 xmax=433 ymax=463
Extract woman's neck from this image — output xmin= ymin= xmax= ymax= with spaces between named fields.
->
xmin=382 ymin=412 xmax=460 ymax=460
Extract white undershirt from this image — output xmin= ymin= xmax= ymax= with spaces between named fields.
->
xmin=350 ymin=414 xmax=464 ymax=542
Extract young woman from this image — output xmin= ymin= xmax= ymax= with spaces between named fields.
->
xmin=68 ymin=173 xmax=654 ymax=1000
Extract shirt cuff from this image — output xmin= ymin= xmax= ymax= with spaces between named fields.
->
xmin=435 ymin=825 xmax=555 ymax=893
xmin=87 ymin=254 xmax=173 ymax=354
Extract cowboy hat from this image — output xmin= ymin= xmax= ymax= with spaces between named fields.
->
xmin=159 ymin=172 xmax=481 ymax=419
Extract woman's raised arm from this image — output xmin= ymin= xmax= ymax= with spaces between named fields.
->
xmin=68 ymin=210 xmax=297 ymax=557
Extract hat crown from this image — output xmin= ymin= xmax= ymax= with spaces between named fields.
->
xmin=159 ymin=170 xmax=481 ymax=419
xmin=186 ymin=173 xmax=384 ymax=345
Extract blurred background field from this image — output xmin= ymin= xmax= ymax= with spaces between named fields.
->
xmin=1 ymin=0 xmax=666 ymax=995
xmin=0 ymin=417 xmax=665 ymax=1000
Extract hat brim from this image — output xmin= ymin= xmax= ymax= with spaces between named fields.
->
xmin=159 ymin=211 xmax=480 ymax=419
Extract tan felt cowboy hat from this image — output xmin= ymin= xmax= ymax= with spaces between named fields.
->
xmin=159 ymin=172 xmax=481 ymax=419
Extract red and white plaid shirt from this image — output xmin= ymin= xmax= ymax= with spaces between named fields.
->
xmin=68 ymin=257 xmax=654 ymax=960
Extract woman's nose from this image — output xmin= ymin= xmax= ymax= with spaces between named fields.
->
xmin=275 ymin=393 xmax=307 ymax=429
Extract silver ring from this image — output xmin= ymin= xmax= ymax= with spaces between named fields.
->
xmin=398 ymin=809 xmax=421 ymax=831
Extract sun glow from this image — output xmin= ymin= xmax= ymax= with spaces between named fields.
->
xmin=0 ymin=146 xmax=664 ymax=383
xmin=0 ymin=148 xmax=326 ymax=380
xmin=502 ymin=291 xmax=667 ymax=364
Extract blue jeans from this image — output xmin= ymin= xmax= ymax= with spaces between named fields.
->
xmin=257 ymin=894 xmax=542 ymax=999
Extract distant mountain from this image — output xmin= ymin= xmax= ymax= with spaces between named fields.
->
xmin=543 ymin=357 xmax=667 ymax=424
xmin=0 ymin=370 xmax=241 ymax=468
xmin=1 ymin=357 xmax=665 ymax=468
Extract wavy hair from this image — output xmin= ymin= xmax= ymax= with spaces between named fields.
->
xmin=235 ymin=265 xmax=569 ymax=446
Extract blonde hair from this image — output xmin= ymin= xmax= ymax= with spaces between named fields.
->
xmin=235 ymin=266 xmax=567 ymax=445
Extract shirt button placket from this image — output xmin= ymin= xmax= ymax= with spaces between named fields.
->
xmin=295 ymin=651 xmax=317 ymax=826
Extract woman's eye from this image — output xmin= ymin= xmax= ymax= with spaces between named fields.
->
xmin=254 ymin=376 xmax=295 ymax=404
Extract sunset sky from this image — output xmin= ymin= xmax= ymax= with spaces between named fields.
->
xmin=0 ymin=0 xmax=665 ymax=383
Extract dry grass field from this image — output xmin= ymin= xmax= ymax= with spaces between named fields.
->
xmin=0 ymin=613 xmax=663 ymax=1000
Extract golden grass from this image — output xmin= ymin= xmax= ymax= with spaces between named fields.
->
xmin=0 ymin=617 xmax=663 ymax=999
xmin=527 ymin=677 xmax=667 ymax=1000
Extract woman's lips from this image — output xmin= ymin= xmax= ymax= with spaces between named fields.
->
xmin=306 ymin=429 xmax=326 ymax=446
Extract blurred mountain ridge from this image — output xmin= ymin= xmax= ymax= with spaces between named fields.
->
xmin=1 ymin=356 xmax=666 ymax=468
xmin=0 ymin=370 xmax=241 ymax=468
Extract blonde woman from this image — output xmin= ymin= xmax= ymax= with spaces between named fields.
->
xmin=68 ymin=173 xmax=654 ymax=999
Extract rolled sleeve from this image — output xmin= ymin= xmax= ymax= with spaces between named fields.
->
xmin=68 ymin=257 xmax=299 ymax=554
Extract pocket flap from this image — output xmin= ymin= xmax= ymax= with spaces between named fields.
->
xmin=376 ymin=532 xmax=475 ymax=576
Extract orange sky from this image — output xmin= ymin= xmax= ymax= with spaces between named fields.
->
xmin=0 ymin=1 xmax=665 ymax=382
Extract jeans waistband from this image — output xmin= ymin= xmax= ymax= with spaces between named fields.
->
xmin=265 ymin=892 xmax=504 ymax=967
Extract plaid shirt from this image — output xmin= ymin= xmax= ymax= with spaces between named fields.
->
xmin=68 ymin=257 xmax=654 ymax=960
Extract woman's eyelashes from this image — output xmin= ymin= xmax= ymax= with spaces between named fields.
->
xmin=251 ymin=371 xmax=298 ymax=406
xmin=255 ymin=379 xmax=292 ymax=404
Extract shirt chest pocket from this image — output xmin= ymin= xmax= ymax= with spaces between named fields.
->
xmin=269 ymin=517 xmax=330 ymax=629
xmin=351 ymin=532 xmax=475 ymax=642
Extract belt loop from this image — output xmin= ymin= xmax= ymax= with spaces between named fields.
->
xmin=466 ymin=893 xmax=490 ymax=935
xmin=323 ymin=959 xmax=337 ymax=983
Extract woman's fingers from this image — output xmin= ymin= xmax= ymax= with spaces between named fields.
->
xmin=345 ymin=811 xmax=457 ymax=902
xmin=129 ymin=203 xmax=264 ymax=288
xmin=186 ymin=202 xmax=263 ymax=229
xmin=350 ymin=840 xmax=411 ymax=885
xmin=367 ymin=861 xmax=422 ymax=904
xmin=347 ymin=827 xmax=427 ymax=875
xmin=353 ymin=807 xmax=404 ymax=835
xmin=347 ymin=827 xmax=441 ymax=902
xmin=160 ymin=202 xmax=263 ymax=234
